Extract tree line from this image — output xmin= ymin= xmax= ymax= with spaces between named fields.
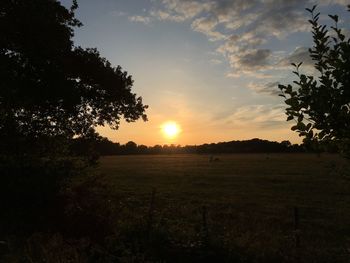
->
xmin=71 ymin=136 xmax=314 ymax=156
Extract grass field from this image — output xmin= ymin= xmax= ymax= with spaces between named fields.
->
xmin=88 ymin=153 xmax=350 ymax=262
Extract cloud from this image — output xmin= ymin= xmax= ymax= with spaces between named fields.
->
xmin=210 ymin=58 xmax=223 ymax=65
xmin=111 ymin=11 xmax=126 ymax=17
xmin=237 ymin=49 xmax=272 ymax=70
xmin=128 ymin=15 xmax=151 ymax=24
xmin=217 ymin=33 xmax=272 ymax=75
xmin=279 ymin=47 xmax=314 ymax=67
xmin=151 ymin=0 xmax=213 ymax=22
xmin=319 ymin=0 xmax=350 ymax=5
xmin=150 ymin=9 xmax=186 ymax=22
xmin=191 ymin=16 xmax=225 ymax=41
xmin=248 ymin=82 xmax=281 ymax=96
xmin=226 ymin=104 xmax=287 ymax=129
xmin=144 ymin=0 xmax=349 ymax=75
xmin=252 ymin=0 xmax=310 ymax=37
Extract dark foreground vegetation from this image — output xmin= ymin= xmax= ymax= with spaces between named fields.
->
xmin=2 ymin=154 xmax=350 ymax=262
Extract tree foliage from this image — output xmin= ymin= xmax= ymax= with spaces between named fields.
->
xmin=279 ymin=5 xmax=350 ymax=156
xmin=0 ymin=0 xmax=147 ymax=147
xmin=0 ymin=0 xmax=148 ymax=230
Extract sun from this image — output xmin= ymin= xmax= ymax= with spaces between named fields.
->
xmin=161 ymin=121 xmax=181 ymax=139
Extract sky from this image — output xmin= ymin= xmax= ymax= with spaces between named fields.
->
xmin=60 ymin=0 xmax=349 ymax=146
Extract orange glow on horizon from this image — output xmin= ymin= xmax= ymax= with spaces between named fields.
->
xmin=96 ymin=118 xmax=303 ymax=146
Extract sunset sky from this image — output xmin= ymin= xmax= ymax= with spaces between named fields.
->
xmin=60 ymin=0 xmax=349 ymax=146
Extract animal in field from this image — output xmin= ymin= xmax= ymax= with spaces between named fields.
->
xmin=209 ymin=155 xmax=220 ymax=162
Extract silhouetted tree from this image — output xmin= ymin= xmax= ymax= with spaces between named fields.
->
xmin=281 ymin=140 xmax=292 ymax=148
xmin=125 ymin=141 xmax=138 ymax=154
xmin=279 ymin=5 xmax=350 ymax=157
xmin=0 ymin=0 xmax=147 ymax=234
xmin=0 ymin=0 xmax=147 ymax=156
xmin=152 ymin=145 xmax=163 ymax=154
xmin=138 ymin=144 xmax=148 ymax=154
xmin=89 ymin=137 xmax=303 ymax=155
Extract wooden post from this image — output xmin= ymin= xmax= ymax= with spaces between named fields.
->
xmin=201 ymin=205 xmax=209 ymax=244
xmin=294 ymin=206 xmax=300 ymax=248
xmin=294 ymin=206 xmax=301 ymax=262
xmin=147 ymin=188 xmax=156 ymax=234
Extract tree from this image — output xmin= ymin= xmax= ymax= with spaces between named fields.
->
xmin=0 ymin=0 xmax=147 ymax=155
xmin=279 ymin=5 xmax=350 ymax=157
xmin=0 ymin=0 xmax=148 ymax=232
xmin=125 ymin=141 xmax=137 ymax=154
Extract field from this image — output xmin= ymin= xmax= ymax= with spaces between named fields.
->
xmin=88 ymin=153 xmax=350 ymax=262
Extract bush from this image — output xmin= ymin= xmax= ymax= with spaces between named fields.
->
xmin=0 ymin=155 xmax=87 ymax=235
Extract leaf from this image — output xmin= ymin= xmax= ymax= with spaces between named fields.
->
xmin=287 ymin=116 xmax=294 ymax=121
xmin=328 ymin=14 xmax=338 ymax=23
xmin=278 ymin=84 xmax=286 ymax=90
xmin=314 ymin=13 xmax=320 ymax=21
xmin=306 ymin=8 xmax=312 ymax=13
xmin=308 ymin=129 xmax=314 ymax=138
xmin=306 ymin=5 xmax=317 ymax=13
xmin=285 ymin=98 xmax=294 ymax=105
xmin=306 ymin=123 xmax=312 ymax=131
xmin=297 ymin=122 xmax=306 ymax=131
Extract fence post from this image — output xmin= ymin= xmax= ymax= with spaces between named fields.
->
xmin=293 ymin=206 xmax=301 ymax=263
xmin=147 ymin=188 xmax=156 ymax=235
xmin=201 ymin=205 xmax=209 ymax=245
xmin=294 ymin=206 xmax=300 ymax=248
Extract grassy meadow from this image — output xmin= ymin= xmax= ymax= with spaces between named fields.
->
xmin=76 ymin=153 xmax=350 ymax=262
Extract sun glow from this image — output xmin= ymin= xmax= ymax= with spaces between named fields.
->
xmin=161 ymin=121 xmax=181 ymax=139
